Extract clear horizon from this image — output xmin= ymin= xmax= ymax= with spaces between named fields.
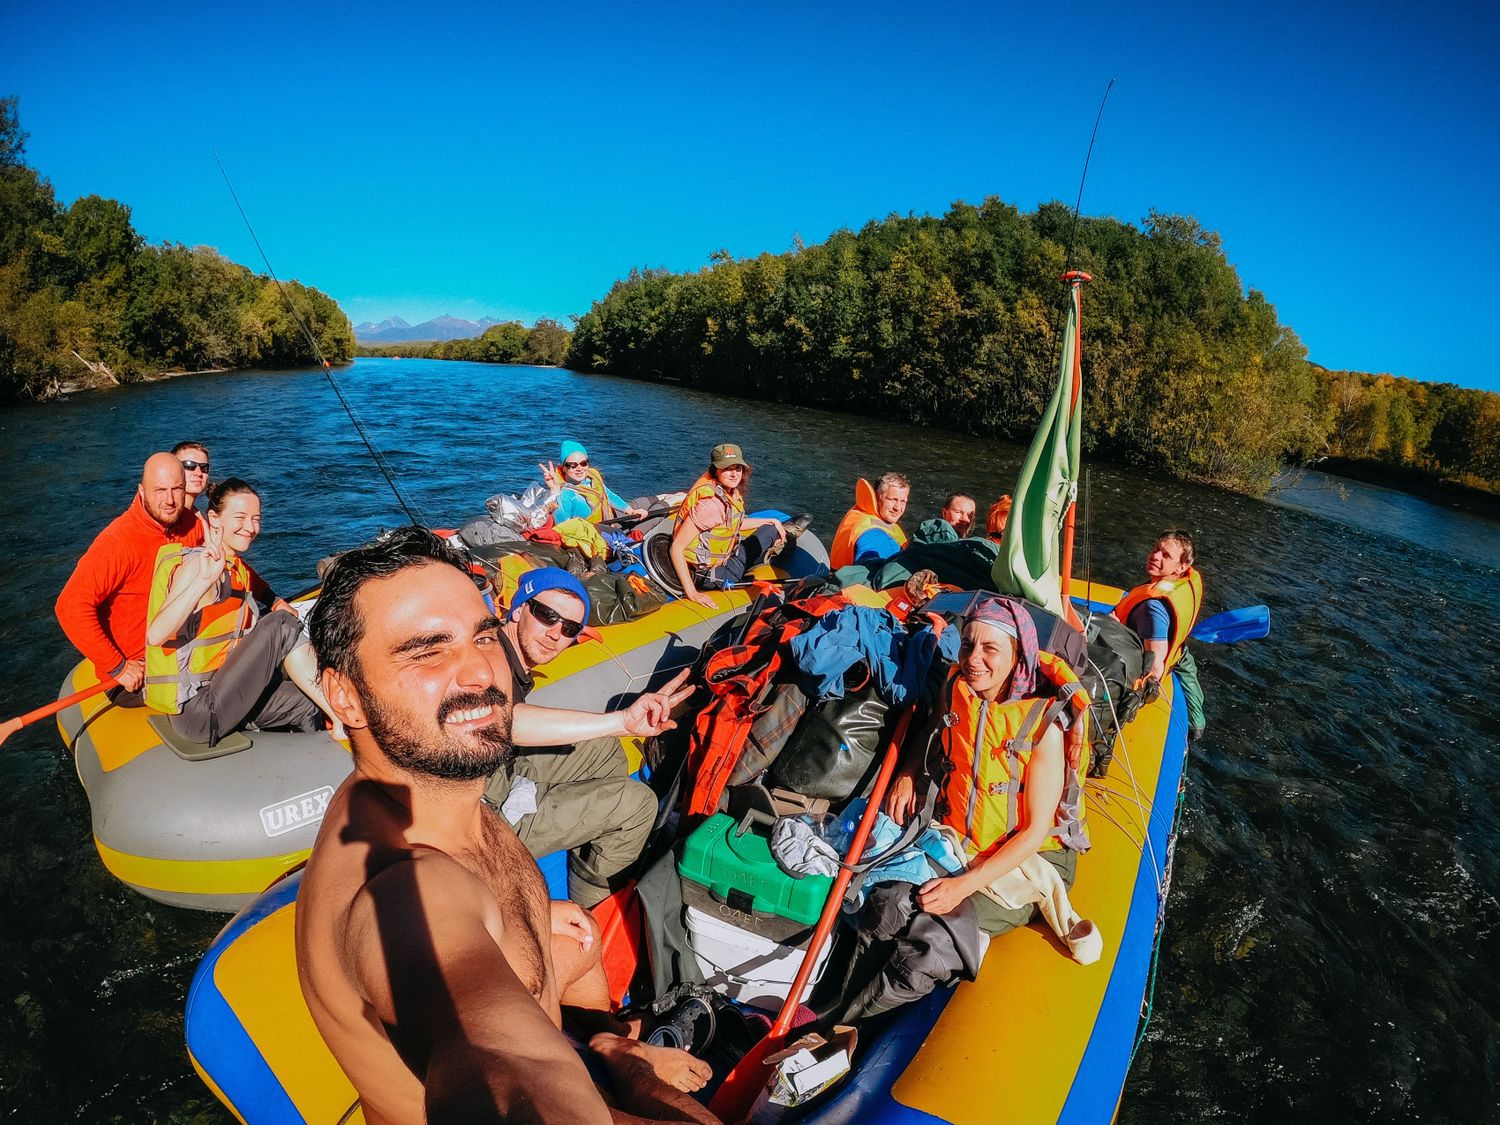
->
xmin=8 ymin=0 xmax=1498 ymax=392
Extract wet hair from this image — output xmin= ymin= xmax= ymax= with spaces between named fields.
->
xmin=1158 ymin=529 xmax=1195 ymax=568
xmin=941 ymin=493 xmax=974 ymax=511
xmin=171 ymin=440 xmax=209 ymax=457
xmin=308 ymin=526 xmax=469 ymax=680
xmin=876 ymin=472 xmax=910 ymax=495
xmin=987 ymin=495 xmax=1013 ymax=539
xmin=206 ymin=478 xmax=259 ymax=514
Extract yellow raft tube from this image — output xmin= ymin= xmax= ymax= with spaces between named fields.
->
xmin=184 ymin=580 xmax=1190 ymax=1123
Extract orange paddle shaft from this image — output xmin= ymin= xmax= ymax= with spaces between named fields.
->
xmin=0 ymin=678 xmax=116 ymax=747
xmin=709 ymin=706 xmax=914 ymax=1118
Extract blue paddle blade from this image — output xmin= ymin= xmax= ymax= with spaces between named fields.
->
xmin=1189 ymin=604 xmax=1270 ymax=644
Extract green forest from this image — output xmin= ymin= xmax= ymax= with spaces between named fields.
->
xmin=0 ymin=98 xmax=353 ymax=403
xmin=357 ymin=318 xmax=571 ymax=365
xmin=567 ymin=201 xmax=1500 ymax=497
xmin=5 ymin=91 xmax=1495 ymax=501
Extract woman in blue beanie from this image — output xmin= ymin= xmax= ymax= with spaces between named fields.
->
xmin=541 ymin=440 xmax=648 ymax=524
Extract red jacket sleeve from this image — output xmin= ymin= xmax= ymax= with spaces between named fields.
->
xmin=55 ymin=532 xmax=129 ymax=675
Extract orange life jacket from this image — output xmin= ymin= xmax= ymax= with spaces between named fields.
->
xmin=1113 ymin=567 xmax=1204 ymax=672
xmin=932 ymin=669 xmax=1090 ymax=856
xmin=829 ymin=478 xmax=907 ymax=569
xmin=682 ymin=593 xmax=850 ymax=820
xmin=565 ymin=467 xmax=617 ymax=523
xmin=143 ymin=545 xmax=259 ymax=714
xmin=677 ymin=474 xmax=746 ymax=569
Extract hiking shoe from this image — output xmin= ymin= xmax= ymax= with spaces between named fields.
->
xmin=765 ymin=513 xmax=813 ymax=563
xmin=315 ymin=553 xmax=344 ymax=581
xmin=904 ymin=568 xmax=942 ymax=608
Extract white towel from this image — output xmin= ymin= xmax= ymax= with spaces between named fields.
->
xmin=931 ymin=825 xmax=1103 ymax=965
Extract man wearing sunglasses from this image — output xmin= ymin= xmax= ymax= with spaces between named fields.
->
xmin=172 ymin=440 xmax=211 ymax=518
xmin=541 ymin=440 xmax=649 ymax=524
xmin=483 ymin=567 xmax=657 ymax=907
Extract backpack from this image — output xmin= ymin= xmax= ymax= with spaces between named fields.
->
xmin=682 ymin=592 xmax=851 ymax=820
xmin=1079 ymin=612 xmax=1147 ymax=777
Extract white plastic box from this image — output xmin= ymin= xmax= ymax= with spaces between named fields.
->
xmin=684 ymin=905 xmax=833 ymax=1010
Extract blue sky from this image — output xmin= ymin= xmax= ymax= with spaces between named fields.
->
xmin=8 ymin=0 xmax=1498 ymax=390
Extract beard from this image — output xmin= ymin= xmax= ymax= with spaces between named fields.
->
xmin=143 ymin=494 xmax=182 ymax=527
xmin=363 ymin=684 xmax=515 ymax=782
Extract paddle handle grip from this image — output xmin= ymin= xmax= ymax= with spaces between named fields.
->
xmin=767 ymin=706 xmax=914 ymax=1040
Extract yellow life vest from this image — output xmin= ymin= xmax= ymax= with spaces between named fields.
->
xmin=1113 ymin=567 xmax=1204 ymax=672
xmin=677 ymin=474 xmax=745 ymax=569
xmin=144 ymin=545 xmax=259 ymax=714
xmin=829 ymin=478 xmax=907 ymax=569
xmin=554 ymin=517 xmax=609 ymax=560
xmin=564 ymin=467 xmax=617 ymax=523
xmin=933 ymin=670 xmax=1089 ymax=856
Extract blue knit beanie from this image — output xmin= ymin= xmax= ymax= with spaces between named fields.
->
xmin=559 ymin=440 xmax=588 ymax=463
xmin=509 ymin=567 xmax=591 ymax=622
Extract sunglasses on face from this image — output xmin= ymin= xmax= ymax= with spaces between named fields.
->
xmin=180 ymin=460 xmax=210 ymax=473
xmin=564 ymin=459 xmax=589 ymax=469
xmin=526 ymin=598 xmax=584 ymax=638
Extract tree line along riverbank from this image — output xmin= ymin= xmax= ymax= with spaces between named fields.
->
xmin=4 ymin=93 xmax=1494 ymax=505
xmin=565 ymin=201 xmax=1499 ymax=499
xmin=355 ymin=318 xmax=570 ymax=365
xmin=0 ymin=98 xmax=351 ymax=402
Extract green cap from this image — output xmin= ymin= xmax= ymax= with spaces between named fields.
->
xmin=711 ymin=443 xmax=750 ymax=470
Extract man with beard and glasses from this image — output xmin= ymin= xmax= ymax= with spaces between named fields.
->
xmin=56 ymin=452 xmax=205 ymax=705
xmin=483 ymin=568 xmax=657 ymax=909
xmin=298 ymin=527 xmax=721 ymax=1125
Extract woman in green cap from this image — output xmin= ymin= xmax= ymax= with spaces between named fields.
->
xmin=668 ymin=443 xmax=790 ymax=607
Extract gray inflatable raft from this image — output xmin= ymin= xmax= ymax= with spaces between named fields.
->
xmin=55 ymin=529 xmax=828 ymax=912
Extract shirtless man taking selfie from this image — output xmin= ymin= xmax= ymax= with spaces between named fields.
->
xmin=296 ymin=527 xmax=720 ymax=1124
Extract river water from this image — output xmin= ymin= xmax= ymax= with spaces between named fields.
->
xmin=1 ymin=359 xmax=1496 ymax=1122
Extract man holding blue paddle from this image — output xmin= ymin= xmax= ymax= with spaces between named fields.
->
xmin=1114 ymin=530 xmax=1207 ymax=738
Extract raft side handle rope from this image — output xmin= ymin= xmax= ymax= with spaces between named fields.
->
xmin=1090 ymin=655 xmax=1165 ymax=902
xmin=212 ymin=151 xmax=427 ymax=528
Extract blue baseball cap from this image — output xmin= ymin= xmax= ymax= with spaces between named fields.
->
xmin=509 ymin=567 xmax=591 ymax=622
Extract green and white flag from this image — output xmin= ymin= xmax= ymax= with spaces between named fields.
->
xmin=992 ymin=278 xmax=1084 ymax=616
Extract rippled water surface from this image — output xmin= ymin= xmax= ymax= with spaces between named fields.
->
xmin=1 ymin=359 xmax=1497 ymax=1121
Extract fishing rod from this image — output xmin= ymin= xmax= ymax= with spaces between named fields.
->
xmin=1052 ymin=80 xmax=1113 ymax=613
xmin=212 ymin=151 xmax=428 ymax=528
xmin=1062 ymin=77 xmax=1115 ymax=276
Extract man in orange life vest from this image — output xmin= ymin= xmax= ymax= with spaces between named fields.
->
xmin=1114 ymin=530 xmax=1206 ymax=737
xmin=829 ymin=472 xmax=910 ymax=569
xmin=56 ymin=452 xmax=205 ymax=705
